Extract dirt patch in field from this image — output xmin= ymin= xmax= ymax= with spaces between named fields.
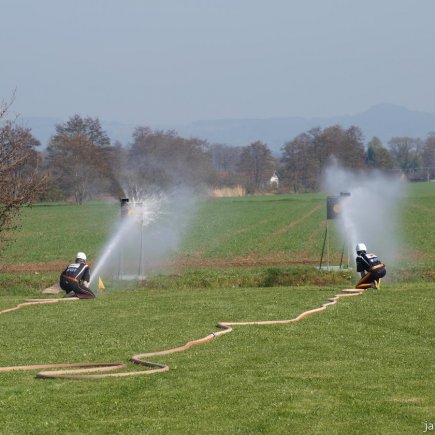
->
xmin=0 ymin=261 xmax=66 ymax=273
xmin=172 ymin=257 xmax=318 ymax=269
xmin=42 ymin=283 xmax=62 ymax=294
xmin=0 ymin=257 xmax=318 ymax=274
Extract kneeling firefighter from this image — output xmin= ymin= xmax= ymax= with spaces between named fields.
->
xmin=60 ymin=252 xmax=95 ymax=299
xmin=355 ymin=243 xmax=386 ymax=289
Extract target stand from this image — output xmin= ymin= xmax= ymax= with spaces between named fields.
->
xmin=318 ymin=194 xmax=351 ymax=271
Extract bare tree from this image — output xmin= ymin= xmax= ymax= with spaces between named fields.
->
xmin=46 ymin=115 xmax=115 ymax=203
xmin=281 ymin=130 xmax=320 ymax=192
xmin=125 ymin=127 xmax=213 ymax=195
xmin=365 ymin=136 xmax=395 ymax=170
xmin=280 ymin=125 xmax=366 ymax=192
xmin=388 ymin=136 xmax=423 ymax=179
xmin=0 ymin=98 xmax=46 ymax=239
xmin=237 ymin=141 xmax=275 ymax=193
xmin=423 ymin=133 xmax=435 ymax=180
xmin=53 ymin=114 xmax=110 ymax=147
xmin=209 ymin=143 xmax=243 ymax=172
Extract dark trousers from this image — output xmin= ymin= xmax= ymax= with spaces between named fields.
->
xmin=356 ymin=266 xmax=386 ymax=289
xmin=60 ymin=278 xmax=95 ymax=299
xmin=356 ymin=271 xmax=377 ymax=289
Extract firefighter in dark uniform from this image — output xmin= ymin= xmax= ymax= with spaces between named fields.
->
xmin=355 ymin=243 xmax=386 ymax=289
xmin=60 ymin=252 xmax=95 ymax=299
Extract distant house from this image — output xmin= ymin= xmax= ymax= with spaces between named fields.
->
xmin=270 ymin=171 xmax=279 ymax=187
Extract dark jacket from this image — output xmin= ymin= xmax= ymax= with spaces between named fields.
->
xmin=356 ymin=252 xmax=386 ymax=277
xmin=60 ymin=262 xmax=90 ymax=283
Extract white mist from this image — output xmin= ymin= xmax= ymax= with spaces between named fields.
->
xmin=323 ymin=162 xmax=405 ymax=271
xmin=90 ymin=189 xmax=196 ymax=289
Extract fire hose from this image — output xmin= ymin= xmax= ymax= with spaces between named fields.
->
xmin=0 ymin=289 xmax=364 ymax=379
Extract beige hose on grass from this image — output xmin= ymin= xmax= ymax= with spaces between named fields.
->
xmin=0 ymin=289 xmax=364 ymax=379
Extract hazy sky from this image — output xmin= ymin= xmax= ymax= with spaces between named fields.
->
xmin=1 ymin=0 xmax=435 ymax=125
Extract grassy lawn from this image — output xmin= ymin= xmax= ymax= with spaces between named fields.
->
xmin=0 ymin=283 xmax=433 ymax=434
xmin=0 ymin=182 xmax=434 ymax=433
xmin=3 ymin=201 xmax=118 ymax=264
xmin=2 ymin=193 xmax=342 ymax=267
xmin=180 ymin=193 xmax=329 ymax=261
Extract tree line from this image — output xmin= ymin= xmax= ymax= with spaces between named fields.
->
xmin=2 ymin=108 xmax=435 ymax=211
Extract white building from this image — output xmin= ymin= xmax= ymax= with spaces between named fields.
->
xmin=270 ymin=171 xmax=279 ymax=187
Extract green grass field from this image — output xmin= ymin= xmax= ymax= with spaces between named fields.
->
xmin=0 ymin=183 xmax=434 ymax=434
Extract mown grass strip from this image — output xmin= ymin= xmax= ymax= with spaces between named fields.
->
xmin=0 ymin=284 xmax=434 ymax=433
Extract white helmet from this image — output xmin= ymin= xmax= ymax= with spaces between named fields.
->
xmin=355 ymin=243 xmax=367 ymax=254
xmin=76 ymin=252 xmax=87 ymax=262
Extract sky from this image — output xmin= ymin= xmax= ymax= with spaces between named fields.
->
xmin=1 ymin=0 xmax=435 ymax=126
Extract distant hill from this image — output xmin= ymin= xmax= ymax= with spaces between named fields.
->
xmin=179 ymin=104 xmax=435 ymax=153
xmin=22 ymin=104 xmax=435 ymax=154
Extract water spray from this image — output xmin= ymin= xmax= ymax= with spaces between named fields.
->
xmin=90 ymin=189 xmax=196 ymax=291
xmin=89 ymin=201 xmax=136 ymax=287
xmin=321 ymin=161 xmax=404 ymax=274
